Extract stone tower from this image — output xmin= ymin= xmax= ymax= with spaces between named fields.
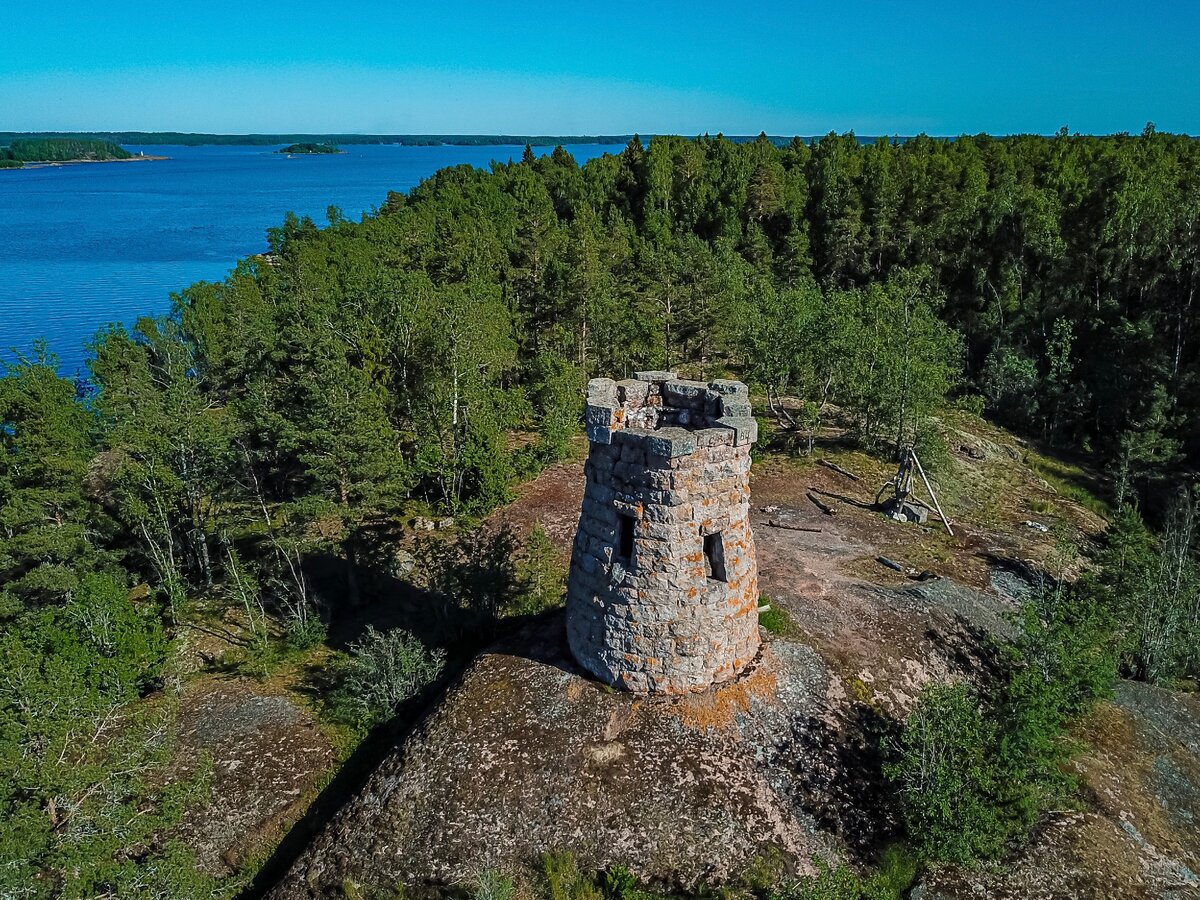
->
xmin=566 ymin=372 xmax=761 ymax=693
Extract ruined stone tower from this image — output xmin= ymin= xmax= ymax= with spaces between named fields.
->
xmin=566 ymin=372 xmax=761 ymax=693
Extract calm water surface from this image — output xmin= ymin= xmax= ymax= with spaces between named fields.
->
xmin=0 ymin=143 xmax=614 ymax=373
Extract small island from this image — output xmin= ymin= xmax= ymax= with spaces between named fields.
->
xmin=0 ymin=138 xmax=163 ymax=168
xmin=276 ymin=142 xmax=342 ymax=155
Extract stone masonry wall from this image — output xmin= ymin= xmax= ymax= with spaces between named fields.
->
xmin=565 ymin=372 xmax=761 ymax=693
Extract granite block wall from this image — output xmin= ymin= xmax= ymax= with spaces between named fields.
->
xmin=566 ymin=371 xmax=761 ymax=693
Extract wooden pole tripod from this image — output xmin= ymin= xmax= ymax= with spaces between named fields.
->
xmin=880 ymin=446 xmax=954 ymax=536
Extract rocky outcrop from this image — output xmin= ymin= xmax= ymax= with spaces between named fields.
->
xmin=266 ymin=615 xmax=847 ymax=899
xmin=260 ymin=437 xmax=1200 ymax=900
xmin=173 ymin=678 xmax=336 ymax=876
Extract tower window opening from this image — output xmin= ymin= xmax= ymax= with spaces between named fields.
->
xmin=617 ymin=513 xmax=635 ymax=562
xmin=703 ymin=531 xmax=727 ymax=582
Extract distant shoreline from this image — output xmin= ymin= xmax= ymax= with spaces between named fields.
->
xmin=14 ymin=155 xmax=169 ymax=169
xmin=0 ymin=131 xmax=639 ymax=148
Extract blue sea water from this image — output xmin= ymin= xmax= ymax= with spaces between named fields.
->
xmin=0 ymin=143 xmax=615 ymax=374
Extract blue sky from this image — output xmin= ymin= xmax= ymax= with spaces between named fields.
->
xmin=2 ymin=1 xmax=1196 ymax=135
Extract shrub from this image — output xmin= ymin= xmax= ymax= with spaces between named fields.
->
xmin=886 ymin=582 xmax=1119 ymax=865
xmin=601 ymin=866 xmax=638 ymax=900
xmin=0 ymin=576 xmax=215 ymax=898
xmin=59 ymin=573 xmax=168 ymax=694
xmin=329 ymin=626 xmax=445 ymax=729
xmin=285 ymin=604 xmax=329 ymax=650
xmin=771 ymin=847 xmax=918 ymax=900
xmin=740 ymin=845 xmax=790 ymax=891
xmin=953 ymin=393 xmax=986 ymax=416
xmin=542 ymin=851 xmax=603 ymax=900
xmin=865 ymin=844 xmax=921 ymax=898
xmin=884 ymin=682 xmax=1011 ymax=863
xmin=1001 ymin=584 xmax=1116 ymax=735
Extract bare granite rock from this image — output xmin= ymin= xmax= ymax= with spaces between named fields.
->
xmin=173 ymin=678 xmax=336 ymax=876
xmin=266 ymin=614 xmax=851 ymax=899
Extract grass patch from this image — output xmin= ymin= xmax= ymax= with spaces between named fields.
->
xmin=1026 ymin=451 xmax=1110 ymax=518
xmin=775 ymin=844 xmax=919 ymax=899
xmin=1027 ymin=497 xmax=1055 ymax=515
xmin=758 ymin=601 xmax=798 ymax=637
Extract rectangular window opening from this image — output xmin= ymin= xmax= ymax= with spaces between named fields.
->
xmin=703 ymin=530 xmax=728 ymax=582
xmin=617 ymin=513 xmax=635 ymax=562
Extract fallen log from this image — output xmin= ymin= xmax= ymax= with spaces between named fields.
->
xmin=767 ymin=519 xmax=823 ymax=533
xmin=818 ymin=458 xmax=860 ymax=481
xmin=876 ymin=555 xmax=906 ymax=572
xmin=806 ymin=491 xmax=836 ymax=516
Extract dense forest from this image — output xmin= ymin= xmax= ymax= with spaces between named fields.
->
xmin=3 ymin=129 xmax=1200 ymax=897
xmin=1 ymin=138 xmax=132 ymax=162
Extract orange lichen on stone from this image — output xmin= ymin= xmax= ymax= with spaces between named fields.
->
xmin=669 ymin=653 xmax=779 ymax=731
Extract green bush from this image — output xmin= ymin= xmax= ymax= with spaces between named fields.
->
xmin=884 ymin=682 xmax=1011 ymax=863
xmin=473 ymin=870 xmax=516 ymax=900
xmin=601 ymin=866 xmax=638 ymax=900
xmin=772 ymin=847 xmax=918 ymax=900
xmin=886 ymin=582 xmax=1118 ymax=865
xmin=865 ymin=845 xmax=921 ymax=898
xmin=329 ymin=626 xmax=445 ymax=729
xmin=542 ymin=851 xmax=604 ymax=900
xmin=997 ymin=586 xmax=1116 ymax=787
xmin=285 ymin=605 xmax=329 ymax=650
xmin=953 ymin=393 xmax=986 ymax=416
xmin=0 ymin=576 xmax=217 ymax=898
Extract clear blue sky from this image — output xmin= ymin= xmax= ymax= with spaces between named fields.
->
xmin=3 ymin=0 xmax=1196 ymax=136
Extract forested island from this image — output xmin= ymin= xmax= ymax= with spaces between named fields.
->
xmin=2 ymin=137 xmax=132 ymax=163
xmin=276 ymin=142 xmax=342 ymax=154
xmin=3 ymin=129 xmax=1200 ymax=899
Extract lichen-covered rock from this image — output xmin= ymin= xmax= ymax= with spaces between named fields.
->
xmin=568 ymin=373 xmax=761 ymax=694
xmin=172 ymin=678 xmax=336 ymax=876
xmin=265 ymin=616 xmax=844 ymax=899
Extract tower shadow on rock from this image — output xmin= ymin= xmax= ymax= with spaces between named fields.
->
xmin=238 ymin=659 xmax=462 ymax=900
xmin=299 ymin=544 xmax=502 ymax=655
